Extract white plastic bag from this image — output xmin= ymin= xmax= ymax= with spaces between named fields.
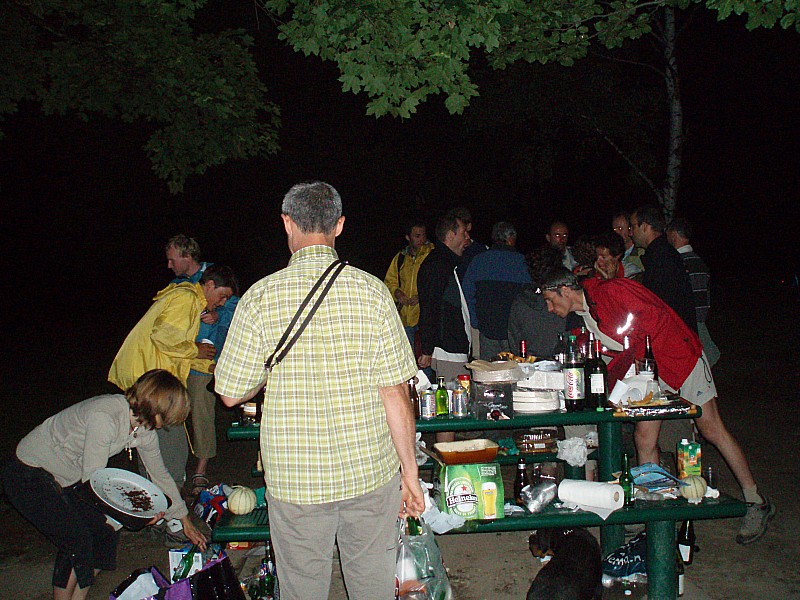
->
xmin=395 ymin=517 xmax=453 ymax=600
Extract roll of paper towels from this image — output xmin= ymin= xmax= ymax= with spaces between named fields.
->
xmin=558 ymin=480 xmax=624 ymax=512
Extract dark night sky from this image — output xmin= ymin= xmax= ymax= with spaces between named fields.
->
xmin=2 ymin=8 xmax=798 ymax=327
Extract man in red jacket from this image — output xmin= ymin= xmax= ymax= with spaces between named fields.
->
xmin=541 ymin=268 xmax=775 ymax=545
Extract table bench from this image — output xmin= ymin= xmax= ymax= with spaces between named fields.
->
xmin=220 ymin=406 xmax=747 ymax=599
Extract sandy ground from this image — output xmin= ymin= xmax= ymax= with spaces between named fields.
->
xmin=1 ymin=274 xmax=798 ymax=599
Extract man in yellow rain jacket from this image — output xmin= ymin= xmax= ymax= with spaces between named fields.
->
xmin=383 ymin=221 xmax=434 ymax=354
xmin=108 ymin=264 xmax=238 ymax=499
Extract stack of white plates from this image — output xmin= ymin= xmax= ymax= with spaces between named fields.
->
xmin=513 ymin=390 xmax=561 ymax=413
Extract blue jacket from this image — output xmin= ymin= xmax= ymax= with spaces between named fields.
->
xmin=172 ymin=262 xmax=240 ymax=374
xmin=462 ymin=244 xmax=531 ymax=340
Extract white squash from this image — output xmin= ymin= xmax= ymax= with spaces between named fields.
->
xmin=680 ymin=476 xmax=707 ymax=501
xmin=227 ymin=485 xmax=257 ymax=515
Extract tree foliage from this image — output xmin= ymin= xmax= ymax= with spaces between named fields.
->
xmin=1 ymin=0 xmax=280 ymax=192
xmin=263 ymin=0 xmax=798 ymax=118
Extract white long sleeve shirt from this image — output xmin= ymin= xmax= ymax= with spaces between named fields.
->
xmin=16 ymin=394 xmax=187 ymax=520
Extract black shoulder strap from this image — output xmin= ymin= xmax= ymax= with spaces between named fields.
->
xmin=265 ymin=260 xmax=347 ymax=372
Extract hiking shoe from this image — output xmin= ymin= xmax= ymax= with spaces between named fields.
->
xmin=736 ymin=496 xmax=776 ymax=545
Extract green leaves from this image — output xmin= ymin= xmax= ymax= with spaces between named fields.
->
xmin=1 ymin=0 xmax=280 ymax=192
xmin=705 ymin=0 xmax=799 ymax=29
xmin=264 ymin=0 xmax=798 ymax=117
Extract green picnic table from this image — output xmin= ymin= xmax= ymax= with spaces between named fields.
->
xmin=220 ymin=405 xmax=746 ymax=599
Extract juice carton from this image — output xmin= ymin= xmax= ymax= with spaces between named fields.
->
xmin=677 ymin=439 xmax=702 ymax=479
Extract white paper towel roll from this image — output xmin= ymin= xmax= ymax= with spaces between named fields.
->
xmin=557 ymin=480 xmax=624 ymax=519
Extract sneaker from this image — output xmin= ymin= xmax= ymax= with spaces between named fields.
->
xmin=736 ymin=496 xmax=776 ymax=545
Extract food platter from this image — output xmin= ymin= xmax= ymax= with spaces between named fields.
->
xmin=434 ymin=439 xmax=499 ymax=465
xmin=86 ymin=468 xmax=170 ymax=531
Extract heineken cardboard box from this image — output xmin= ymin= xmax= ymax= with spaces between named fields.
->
xmin=433 ymin=463 xmax=504 ymax=521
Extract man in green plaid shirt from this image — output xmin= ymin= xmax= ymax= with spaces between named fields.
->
xmin=215 ymin=182 xmax=425 ymax=599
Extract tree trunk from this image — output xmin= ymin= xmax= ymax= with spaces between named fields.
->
xmin=660 ymin=6 xmax=683 ymax=222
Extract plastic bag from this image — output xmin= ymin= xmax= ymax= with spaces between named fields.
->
xmin=193 ymin=484 xmax=230 ymax=526
xmin=602 ymin=532 xmax=647 ymax=581
xmin=110 ymin=557 xmax=245 ymax=600
xmin=395 ymin=517 xmax=454 ymax=600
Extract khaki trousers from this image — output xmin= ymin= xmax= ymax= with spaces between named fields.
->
xmin=266 ymin=473 xmax=401 ymax=600
xmin=187 ymin=372 xmax=217 ymax=459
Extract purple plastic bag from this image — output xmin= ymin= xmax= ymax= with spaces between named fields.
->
xmin=110 ymin=557 xmax=243 ymax=600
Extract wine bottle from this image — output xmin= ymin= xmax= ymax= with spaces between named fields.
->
xmin=619 ymin=453 xmax=634 ymax=507
xmin=586 ymin=338 xmax=608 ymax=410
xmin=642 ymin=335 xmax=658 ymax=380
xmin=266 ymin=539 xmax=277 ymax=595
xmin=514 ymin=458 xmax=527 ymax=506
xmin=677 ymin=519 xmax=695 ymax=565
xmin=676 ymin=549 xmax=685 ymax=596
xmin=435 ymin=377 xmax=449 ymax=416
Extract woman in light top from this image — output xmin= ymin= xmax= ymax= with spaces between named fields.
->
xmin=1 ymin=369 xmax=207 ymax=600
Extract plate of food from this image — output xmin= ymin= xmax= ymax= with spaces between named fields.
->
xmin=85 ymin=468 xmax=170 ymax=530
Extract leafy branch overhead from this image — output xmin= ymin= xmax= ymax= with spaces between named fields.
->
xmin=1 ymin=0 xmax=280 ymax=193
xmin=263 ymin=0 xmax=798 ymax=118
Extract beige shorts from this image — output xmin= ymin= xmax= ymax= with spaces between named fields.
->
xmin=661 ymin=352 xmax=717 ymax=407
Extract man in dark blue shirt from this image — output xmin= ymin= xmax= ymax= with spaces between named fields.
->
xmin=631 ymin=205 xmax=697 ymax=332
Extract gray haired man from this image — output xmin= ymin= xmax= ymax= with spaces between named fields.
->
xmin=215 ymin=182 xmax=424 ymax=598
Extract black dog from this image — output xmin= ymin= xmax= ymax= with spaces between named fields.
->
xmin=526 ymin=528 xmax=603 ymax=600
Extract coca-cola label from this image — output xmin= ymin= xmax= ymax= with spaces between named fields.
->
xmin=564 ymin=368 xmax=584 ymax=399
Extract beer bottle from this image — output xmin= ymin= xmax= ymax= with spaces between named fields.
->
xmin=676 ymin=549 xmax=685 ymax=596
xmin=586 ymin=338 xmax=609 ymax=410
xmin=532 ymin=463 xmax=542 ymax=486
xmin=642 ymin=335 xmax=658 ymax=380
xmin=620 ymin=453 xmax=634 ymax=507
xmin=435 ymin=376 xmax=449 ymax=416
xmin=575 ymin=326 xmax=589 ymax=357
xmin=408 ymin=378 xmax=421 ymax=420
xmin=174 ymin=544 xmax=198 ymax=580
xmin=553 ymin=333 xmax=567 ymax=364
xmin=514 ymin=458 xmax=527 ymax=506
xmin=677 ymin=519 xmax=695 ymax=565
xmin=407 ymin=516 xmax=422 ymax=536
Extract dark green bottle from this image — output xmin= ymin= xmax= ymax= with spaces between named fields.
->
xmin=620 ymin=453 xmax=634 ymax=507
xmin=174 ymin=544 xmax=198 ymax=580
